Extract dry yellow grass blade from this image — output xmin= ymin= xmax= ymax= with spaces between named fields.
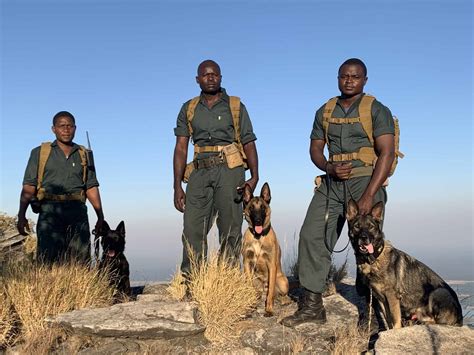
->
xmin=0 ymin=286 xmax=16 ymax=348
xmin=188 ymin=250 xmax=258 ymax=343
xmin=3 ymin=259 xmax=115 ymax=342
xmin=326 ymin=321 xmax=370 ymax=354
xmin=167 ymin=267 xmax=186 ymax=301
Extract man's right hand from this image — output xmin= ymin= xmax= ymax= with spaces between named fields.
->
xmin=17 ymin=216 xmax=30 ymax=236
xmin=174 ymin=186 xmax=186 ymax=213
xmin=327 ymin=162 xmax=353 ymax=180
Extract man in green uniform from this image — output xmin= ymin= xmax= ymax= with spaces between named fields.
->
xmin=17 ymin=111 xmax=105 ymax=263
xmin=281 ymin=58 xmax=395 ymax=327
xmin=173 ymin=59 xmax=259 ymax=278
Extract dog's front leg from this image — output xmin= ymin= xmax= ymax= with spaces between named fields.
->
xmin=386 ymin=293 xmax=402 ymax=329
xmin=265 ymin=259 xmax=277 ymax=317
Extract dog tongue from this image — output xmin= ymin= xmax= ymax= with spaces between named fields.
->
xmin=255 ymin=225 xmax=263 ymax=234
xmin=107 ymin=250 xmax=116 ymax=257
xmin=367 ymin=243 xmax=374 ymax=254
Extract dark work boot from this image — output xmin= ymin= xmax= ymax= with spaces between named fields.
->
xmin=280 ymin=289 xmax=327 ymax=327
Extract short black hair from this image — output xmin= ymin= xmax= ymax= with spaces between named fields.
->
xmin=339 ymin=58 xmax=367 ymax=77
xmin=53 ymin=111 xmax=75 ymax=126
xmin=197 ymin=59 xmax=221 ymax=75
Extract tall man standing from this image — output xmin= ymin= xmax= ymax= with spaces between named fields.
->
xmin=17 ymin=111 xmax=105 ymax=263
xmin=281 ymin=58 xmax=396 ymax=327
xmin=173 ymin=59 xmax=259 ymax=278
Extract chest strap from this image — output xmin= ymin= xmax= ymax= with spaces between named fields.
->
xmin=329 ymin=146 xmax=376 ymax=166
xmin=194 ymin=145 xmax=227 ymax=154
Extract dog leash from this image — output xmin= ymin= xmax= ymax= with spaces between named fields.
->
xmin=92 ymin=229 xmax=101 ymax=263
xmin=323 ymin=174 xmax=350 ymax=253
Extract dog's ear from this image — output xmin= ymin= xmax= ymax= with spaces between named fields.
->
xmin=346 ymin=199 xmax=359 ymax=222
xmin=102 ymin=221 xmax=110 ymax=234
xmin=370 ymin=202 xmax=384 ymax=221
xmin=260 ymin=182 xmax=271 ymax=204
xmin=116 ymin=221 xmax=126 ymax=238
xmin=243 ymin=184 xmax=253 ymax=205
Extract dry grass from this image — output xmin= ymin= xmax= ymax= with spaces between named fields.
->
xmin=1 ymin=259 xmax=115 ymax=349
xmin=0 ymin=286 xmax=16 ymax=348
xmin=289 ymin=334 xmax=308 ymax=353
xmin=326 ymin=321 xmax=370 ymax=354
xmin=167 ymin=268 xmax=186 ymax=301
xmin=168 ymin=249 xmax=258 ymax=343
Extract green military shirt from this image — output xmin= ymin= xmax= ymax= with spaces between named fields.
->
xmin=23 ymin=140 xmax=99 ymax=195
xmin=174 ymin=88 xmax=257 ymax=157
xmin=311 ymin=93 xmax=395 ymax=168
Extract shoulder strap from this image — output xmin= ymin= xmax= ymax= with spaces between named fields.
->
xmin=37 ymin=142 xmax=52 ymax=190
xmin=358 ymin=95 xmax=375 ymax=145
xmin=322 ymin=97 xmax=338 ymax=143
xmin=229 ymin=96 xmax=241 ymax=144
xmin=78 ymin=145 xmax=88 ymax=184
xmin=186 ymin=97 xmax=200 ymax=138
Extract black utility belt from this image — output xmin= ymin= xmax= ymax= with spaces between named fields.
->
xmin=194 ymin=154 xmax=226 ymax=169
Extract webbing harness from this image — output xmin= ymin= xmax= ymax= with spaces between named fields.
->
xmin=185 ymin=95 xmax=248 ymax=168
xmin=322 ymin=95 xmax=403 ymax=177
xmin=36 ymin=142 xmax=87 ymax=202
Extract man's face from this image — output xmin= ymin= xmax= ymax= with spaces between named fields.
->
xmin=196 ymin=63 xmax=222 ymax=95
xmin=338 ymin=64 xmax=367 ymax=98
xmin=52 ymin=116 xmax=76 ymax=144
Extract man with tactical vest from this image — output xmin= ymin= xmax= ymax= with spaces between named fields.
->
xmin=281 ymin=58 xmax=399 ymax=327
xmin=17 ymin=111 xmax=105 ymax=263
xmin=173 ymin=59 xmax=259 ymax=281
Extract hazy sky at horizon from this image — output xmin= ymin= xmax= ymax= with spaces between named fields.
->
xmin=1 ymin=0 xmax=472 ymax=281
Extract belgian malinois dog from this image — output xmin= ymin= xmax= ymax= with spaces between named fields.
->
xmin=99 ymin=221 xmax=131 ymax=297
xmin=242 ymin=183 xmax=289 ymax=316
xmin=346 ymin=199 xmax=463 ymax=328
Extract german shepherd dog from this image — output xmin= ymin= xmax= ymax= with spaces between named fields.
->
xmin=346 ymin=199 xmax=463 ymax=328
xmin=99 ymin=221 xmax=131 ymax=297
xmin=242 ymin=183 xmax=289 ymax=316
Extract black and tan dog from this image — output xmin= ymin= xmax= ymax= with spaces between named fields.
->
xmin=99 ymin=221 xmax=131 ymax=297
xmin=346 ymin=199 xmax=463 ymax=328
xmin=242 ymin=183 xmax=289 ymax=316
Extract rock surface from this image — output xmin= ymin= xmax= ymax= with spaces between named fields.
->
xmin=48 ymin=300 xmax=204 ymax=339
xmin=375 ymin=324 xmax=474 ymax=354
xmin=45 ymin=280 xmax=474 ymax=354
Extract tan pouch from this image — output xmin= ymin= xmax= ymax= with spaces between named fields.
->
xmin=183 ymin=162 xmax=195 ymax=183
xmin=222 ymin=143 xmax=244 ymax=169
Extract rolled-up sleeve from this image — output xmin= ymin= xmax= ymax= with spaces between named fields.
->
xmin=174 ymin=102 xmax=191 ymax=137
xmin=22 ymin=147 xmax=40 ymax=186
xmin=372 ymin=100 xmax=395 ymax=138
xmin=239 ymin=103 xmax=257 ymax=145
xmin=310 ymin=105 xmax=325 ymax=140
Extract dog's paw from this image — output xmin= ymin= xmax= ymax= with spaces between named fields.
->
xmin=264 ymin=311 xmax=274 ymax=317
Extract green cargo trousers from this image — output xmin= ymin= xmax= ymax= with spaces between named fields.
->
xmin=37 ymin=201 xmax=91 ymax=264
xmin=181 ymin=162 xmax=245 ymax=276
xmin=298 ymin=175 xmax=387 ymax=293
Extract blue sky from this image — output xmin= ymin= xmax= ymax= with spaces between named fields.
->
xmin=1 ymin=0 xmax=472 ymax=281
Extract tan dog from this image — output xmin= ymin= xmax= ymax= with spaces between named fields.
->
xmin=242 ymin=183 xmax=289 ymax=316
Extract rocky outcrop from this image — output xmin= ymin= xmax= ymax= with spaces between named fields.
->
xmin=45 ymin=280 xmax=474 ymax=354
xmin=48 ymin=300 xmax=205 ymax=339
xmin=375 ymin=324 xmax=474 ymax=354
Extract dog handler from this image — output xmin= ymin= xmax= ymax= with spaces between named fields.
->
xmin=281 ymin=58 xmax=396 ymax=327
xmin=17 ymin=111 xmax=105 ymax=263
xmin=173 ymin=59 xmax=259 ymax=280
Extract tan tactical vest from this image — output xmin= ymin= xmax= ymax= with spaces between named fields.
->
xmin=322 ymin=95 xmax=403 ymax=176
xmin=36 ymin=142 xmax=87 ymax=202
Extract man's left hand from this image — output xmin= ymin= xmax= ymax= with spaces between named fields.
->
xmin=357 ymin=194 xmax=374 ymax=215
xmin=238 ymin=178 xmax=258 ymax=194
xmin=94 ymin=218 xmax=105 ymax=236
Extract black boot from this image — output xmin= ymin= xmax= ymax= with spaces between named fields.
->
xmin=280 ymin=289 xmax=327 ymax=327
